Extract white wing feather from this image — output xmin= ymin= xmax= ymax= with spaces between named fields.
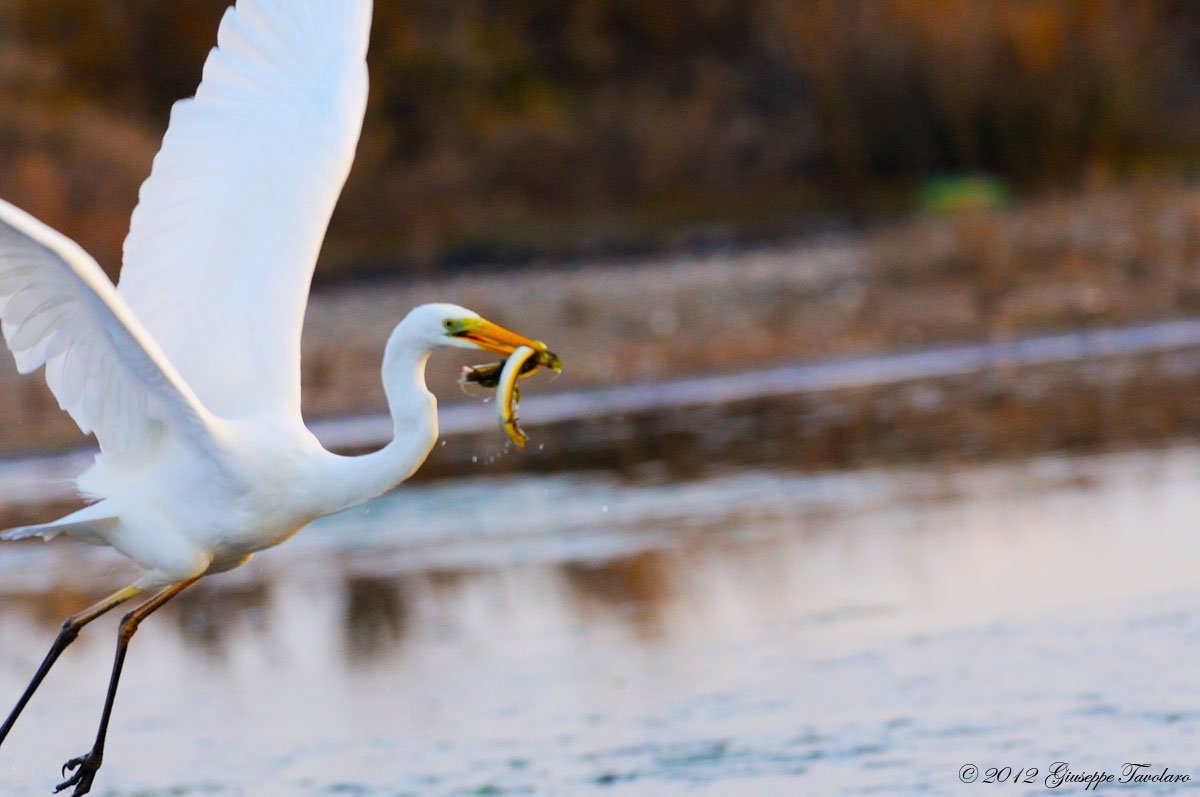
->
xmin=118 ymin=0 xmax=372 ymax=421
xmin=0 ymin=200 xmax=218 ymax=459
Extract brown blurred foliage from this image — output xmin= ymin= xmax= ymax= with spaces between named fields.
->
xmin=778 ymin=0 xmax=1174 ymax=179
xmin=0 ymin=0 xmax=1198 ymax=277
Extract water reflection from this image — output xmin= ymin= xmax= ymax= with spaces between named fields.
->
xmin=342 ymin=576 xmax=410 ymax=661
xmin=175 ymin=582 xmax=271 ymax=660
xmin=2 ymin=449 xmax=1200 ymax=794
xmin=561 ymin=552 xmax=677 ymax=640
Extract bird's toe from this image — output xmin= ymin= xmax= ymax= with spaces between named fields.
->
xmin=54 ymin=752 xmax=100 ymax=795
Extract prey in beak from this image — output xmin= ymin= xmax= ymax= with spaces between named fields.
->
xmin=449 ymin=318 xmax=562 ymax=447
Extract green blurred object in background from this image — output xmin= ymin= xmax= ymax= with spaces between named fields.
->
xmin=919 ymin=174 xmax=1009 ymax=214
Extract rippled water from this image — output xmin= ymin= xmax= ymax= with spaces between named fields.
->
xmin=3 ymin=447 xmax=1200 ymax=795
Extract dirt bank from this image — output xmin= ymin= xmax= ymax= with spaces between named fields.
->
xmin=4 ymin=182 xmax=1200 ymax=456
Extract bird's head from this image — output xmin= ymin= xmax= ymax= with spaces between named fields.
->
xmin=402 ymin=303 xmax=562 ymax=370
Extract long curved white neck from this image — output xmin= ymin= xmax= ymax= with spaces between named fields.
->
xmin=320 ymin=326 xmax=438 ymax=514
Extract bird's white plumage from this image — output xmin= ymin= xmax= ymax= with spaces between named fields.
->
xmin=118 ymin=0 xmax=372 ymax=420
xmin=0 ymin=201 xmax=218 ymax=460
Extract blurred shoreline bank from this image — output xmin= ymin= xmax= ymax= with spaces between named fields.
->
xmin=5 ymin=315 xmax=1200 ymax=529
xmin=6 ymin=183 xmax=1200 ymax=522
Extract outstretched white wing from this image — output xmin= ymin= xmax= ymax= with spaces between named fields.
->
xmin=0 ymin=200 xmax=218 ymax=458
xmin=118 ymin=0 xmax=373 ymax=420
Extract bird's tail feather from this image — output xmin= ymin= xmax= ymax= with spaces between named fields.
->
xmin=1 ymin=523 xmax=66 ymax=541
xmin=1 ymin=513 xmax=115 ymax=544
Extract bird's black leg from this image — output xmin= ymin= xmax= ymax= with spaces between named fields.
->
xmin=55 ymin=577 xmax=198 ymax=797
xmin=0 ymin=583 xmax=142 ymax=751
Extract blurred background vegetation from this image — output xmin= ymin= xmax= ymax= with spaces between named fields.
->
xmin=2 ymin=0 xmax=1200 ymax=279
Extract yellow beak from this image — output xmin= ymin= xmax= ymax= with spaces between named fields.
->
xmin=456 ymin=319 xmax=559 ymax=370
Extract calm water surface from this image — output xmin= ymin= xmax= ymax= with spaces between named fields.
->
xmin=3 ymin=447 xmax=1200 ymax=795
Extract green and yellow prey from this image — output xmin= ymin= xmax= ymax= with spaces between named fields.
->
xmin=461 ymin=346 xmax=562 ymax=449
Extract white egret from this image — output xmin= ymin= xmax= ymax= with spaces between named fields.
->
xmin=0 ymin=1 xmax=558 ymax=793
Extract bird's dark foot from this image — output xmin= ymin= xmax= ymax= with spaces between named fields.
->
xmin=54 ymin=752 xmax=101 ymax=796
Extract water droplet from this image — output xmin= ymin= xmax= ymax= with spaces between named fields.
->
xmin=483 ymin=397 xmax=491 ymax=403
xmin=440 ymin=440 xmax=447 ymax=447
xmin=537 ymin=444 xmax=544 ymax=450
xmin=471 ymin=456 xmax=478 ymax=463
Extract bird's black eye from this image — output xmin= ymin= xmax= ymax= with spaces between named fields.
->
xmin=444 ymin=320 xmax=454 ymax=329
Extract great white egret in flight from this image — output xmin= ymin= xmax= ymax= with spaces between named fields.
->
xmin=0 ymin=1 xmax=558 ymax=793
